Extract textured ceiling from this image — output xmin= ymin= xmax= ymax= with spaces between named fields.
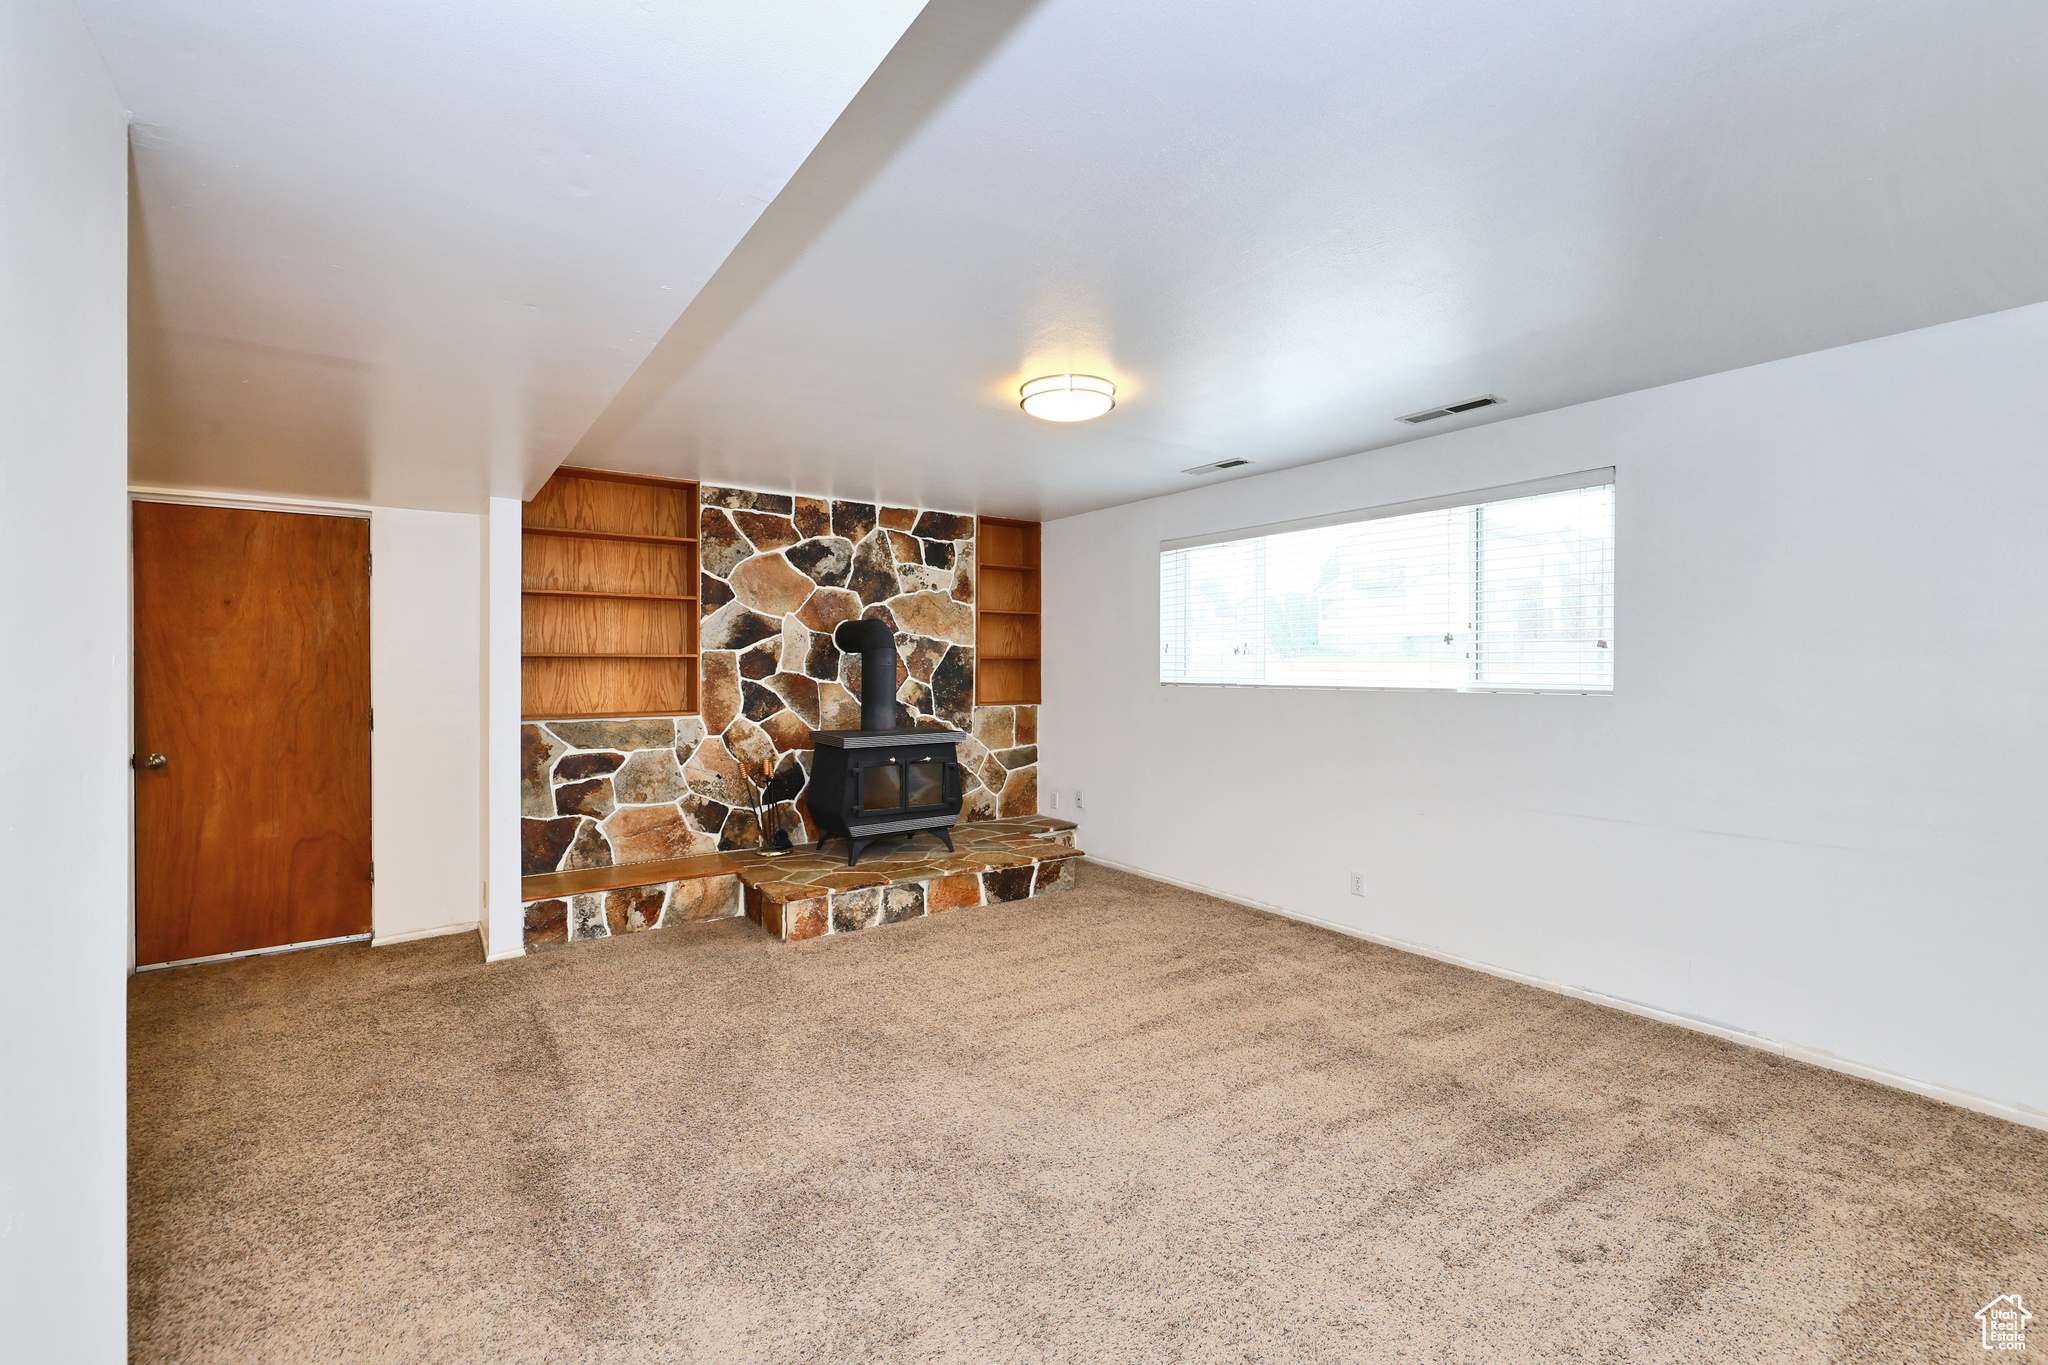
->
xmin=95 ymin=0 xmax=2048 ymax=519
xmin=575 ymin=0 xmax=2048 ymax=520
xmin=98 ymin=0 xmax=932 ymax=509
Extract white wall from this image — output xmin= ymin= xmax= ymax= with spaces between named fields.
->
xmin=0 ymin=1 xmax=131 ymax=1358
xmin=1044 ymin=303 xmax=2048 ymax=1125
xmin=481 ymin=496 xmax=526 ymax=960
xmin=371 ymin=508 xmax=483 ymax=943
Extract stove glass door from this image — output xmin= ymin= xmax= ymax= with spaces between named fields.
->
xmin=905 ymin=760 xmax=944 ymax=808
xmin=859 ymin=764 xmax=903 ymax=812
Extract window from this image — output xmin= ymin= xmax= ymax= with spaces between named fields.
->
xmin=1159 ymin=471 xmax=1614 ymax=693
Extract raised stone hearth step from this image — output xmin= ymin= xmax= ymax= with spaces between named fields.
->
xmin=518 ymin=817 xmax=1080 ymax=953
xmin=732 ymin=816 xmax=1083 ymax=943
xmin=973 ymin=814 xmax=1075 ymax=841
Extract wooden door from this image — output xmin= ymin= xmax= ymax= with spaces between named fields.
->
xmin=133 ymin=503 xmax=372 ymax=965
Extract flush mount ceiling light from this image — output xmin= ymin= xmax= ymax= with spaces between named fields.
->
xmin=1019 ymin=373 xmax=1115 ymax=422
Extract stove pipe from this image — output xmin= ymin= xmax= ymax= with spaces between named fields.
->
xmin=833 ymin=617 xmax=898 ymax=731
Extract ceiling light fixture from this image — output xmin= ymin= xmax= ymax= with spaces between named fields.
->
xmin=1020 ymin=374 xmax=1115 ymax=422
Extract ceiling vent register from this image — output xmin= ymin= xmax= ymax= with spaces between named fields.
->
xmin=1397 ymin=395 xmax=1501 ymax=425
xmin=1182 ymin=458 xmax=1254 ymax=476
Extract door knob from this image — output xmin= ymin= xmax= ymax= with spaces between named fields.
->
xmin=136 ymin=753 xmax=168 ymax=770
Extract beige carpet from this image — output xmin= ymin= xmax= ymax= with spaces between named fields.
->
xmin=130 ymin=864 xmax=2045 ymax=1363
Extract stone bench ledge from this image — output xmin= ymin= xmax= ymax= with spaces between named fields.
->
xmin=521 ymin=852 xmax=740 ymax=903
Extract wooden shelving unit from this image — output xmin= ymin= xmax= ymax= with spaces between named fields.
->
xmin=975 ymin=516 xmax=1041 ymax=705
xmin=523 ymin=467 xmax=699 ymax=719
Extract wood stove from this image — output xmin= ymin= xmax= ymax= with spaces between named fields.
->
xmin=808 ymin=618 xmax=966 ymax=865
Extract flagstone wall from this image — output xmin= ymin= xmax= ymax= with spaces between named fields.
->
xmin=519 ymin=486 xmax=1039 ymax=877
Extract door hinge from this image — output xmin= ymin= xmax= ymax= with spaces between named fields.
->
xmin=369 ymin=707 xmax=374 ymax=731
xmin=369 ymin=862 xmax=375 ymax=884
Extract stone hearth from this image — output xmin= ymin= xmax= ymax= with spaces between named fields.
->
xmin=519 ymin=816 xmax=1080 ymax=952
xmin=520 ymin=859 xmax=744 ymax=953
xmin=734 ymin=816 xmax=1080 ymax=942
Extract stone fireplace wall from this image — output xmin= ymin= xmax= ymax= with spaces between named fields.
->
xmin=520 ymin=486 xmax=1039 ymax=877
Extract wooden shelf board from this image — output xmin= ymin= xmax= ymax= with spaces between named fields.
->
xmin=521 ymin=589 xmax=698 ymax=602
xmin=979 ymin=561 xmax=1033 ymax=570
xmin=522 ymin=652 xmax=698 ymax=660
xmin=976 ymin=608 xmax=1039 ymax=617
xmin=524 ymin=710 xmax=701 ymax=721
xmin=522 ymin=525 xmax=697 ymax=546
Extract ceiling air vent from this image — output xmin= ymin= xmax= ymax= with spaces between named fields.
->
xmin=1182 ymin=458 xmax=1254 ymax=476
xmin=1397 ymin=395 xmax=1501 ymax=425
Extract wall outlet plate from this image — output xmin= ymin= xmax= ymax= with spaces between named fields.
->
xmin=1074 ymin=790 xmax=1084 ymax=809
xmin=1349 ymin=871 xmax=1365 ymax=896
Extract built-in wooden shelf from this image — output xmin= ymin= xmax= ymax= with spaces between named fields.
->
xmin=523 ymin=589 xmax=698 ymax=603
xmin=521 ymin=525 xmax=698 ymax=546
xmin=523 ymin=467 xmax=700 ymax=718
xmin=976 ymin=517 xmax=1041 ymax=705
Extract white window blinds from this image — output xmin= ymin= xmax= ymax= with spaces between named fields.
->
xmin=1160 ymin=475 xmax=1614 ymax=692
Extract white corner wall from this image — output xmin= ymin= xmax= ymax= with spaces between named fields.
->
xmin=1043 ymin=302 xmax=2048 ymax=1126
xmin=371 ymin=508 xmax=483 ymax=943
xmin=481 ymin=496 xmax=526 ymax=961
xmin=0 ymin=0 xmax=131 ymax=1358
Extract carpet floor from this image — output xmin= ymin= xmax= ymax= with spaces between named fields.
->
xmin=130 ymin=864 xmax=2045 ymax=1363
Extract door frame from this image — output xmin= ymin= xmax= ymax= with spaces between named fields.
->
xmin=127 ymin=486 xmax=375 ymax=973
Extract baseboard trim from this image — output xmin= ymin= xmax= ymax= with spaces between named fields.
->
xmin=371 ymin=920 xmax=481 ymax=947
xmin=136 ymin=933 xmax=372 ymax=973
xmin=482 ymin=921 xmax=524 ymax=963
xmin=1084 ymin=856 xmax=2048 ymax=1134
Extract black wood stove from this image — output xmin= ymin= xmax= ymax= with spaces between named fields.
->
xmin=807 ymin=618 xmax=965 ymax=866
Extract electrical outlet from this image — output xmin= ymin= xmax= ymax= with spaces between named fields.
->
xmin=1349 ymin=871 xmax=1365 ymax=897
xmin=1074 ymin=789 xmax=1084 ymax=809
